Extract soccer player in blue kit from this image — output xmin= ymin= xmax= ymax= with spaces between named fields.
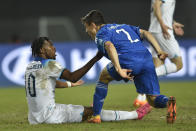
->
xmin=81 ymin=10 xmax=176 ymax=124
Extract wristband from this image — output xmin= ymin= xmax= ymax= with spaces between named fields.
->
xmin=66 ymin=81 xmax=72 ymax=87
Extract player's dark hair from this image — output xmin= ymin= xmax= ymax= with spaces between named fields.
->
xmin=81 ymin=10 xmax=106 ymax=26
xmin=31 ymin=37 xmax=49 ymax=57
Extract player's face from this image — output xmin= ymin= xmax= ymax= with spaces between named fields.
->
xmin=84 ymin=22 xmax=97 ymax=40
xmin=41 ymin=40 xmax=56 ymax=59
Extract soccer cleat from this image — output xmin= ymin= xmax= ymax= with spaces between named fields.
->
xmin=167 ymin=96 xmax=176 ymax=124
xmin=136 ymin=103 xmax=152 ymax=120
xmin=133 ymin=99 xmax=148 ymax=108
xmin=88 ymin=115 xmax=101 ymax=123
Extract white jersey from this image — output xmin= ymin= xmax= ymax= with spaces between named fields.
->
xmin=25 ymin=58 xmax=64 ymax=124
xmin=149 ymin=0 xmax=176 ymax=33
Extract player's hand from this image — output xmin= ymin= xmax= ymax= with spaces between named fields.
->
xmin=173 ymin=21 xmax=184 ymax=36
xmin=161 ymin=24 xmax=172 ymax=39
xmin=118 ymin=69 xmax=134 ymax=81
xmin=158 ymin=51 xmax=168 ymax=61
xmin=71 ymin=80 xmax=84 ymax=87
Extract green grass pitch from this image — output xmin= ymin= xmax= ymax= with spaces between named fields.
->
xmin=0 ymin=81 xmax=196 ymax=131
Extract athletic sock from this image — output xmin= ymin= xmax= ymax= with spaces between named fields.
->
xmin=154 ymin=95 xmax=169 ymax=108
xmin=156 ymin=63 xmax=177 ymax=76
xmin=137 ymin=94 xmax=146 ymax=101
xmin=100 ymin=110 xmax=138 ymax=121
xmin=93 ymin=81 xmax=108 ymax=116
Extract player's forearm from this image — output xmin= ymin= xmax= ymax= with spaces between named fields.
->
xmin=68 ymin=56 xmax=100 ymax=82
xmin=105 ymin=42 xmax=121 ymax=72
xmin=153 ymin=0 xmax=164 ymax=27
xmin=60 ymin=52 xmax=102 ymax=82
xmin=144 ymin=31 xmax=162 ymax=53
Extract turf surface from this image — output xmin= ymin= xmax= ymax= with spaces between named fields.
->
xmin=0 ymin=81 xmax=196 ymax=131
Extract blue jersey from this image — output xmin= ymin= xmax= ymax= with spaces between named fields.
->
xmin=95 ymin=24 xmax=149 ymax=66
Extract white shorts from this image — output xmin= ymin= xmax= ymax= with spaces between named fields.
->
xmin=28 ymin=104 xmax=84 ymax=124
xmin=149 ymin=33 xmax=181 ymax=59
xmin=45 ymin=104 xmax=84 ymax=124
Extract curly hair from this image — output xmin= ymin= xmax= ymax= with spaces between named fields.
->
xmin=31 ymin=37 xmax=49 ymax=57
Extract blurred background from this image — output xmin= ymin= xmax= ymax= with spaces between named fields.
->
xmin=0 ymin=0 xmax=195 ymax=86
xmin=0 ymin=0 xmax=195 ymax=43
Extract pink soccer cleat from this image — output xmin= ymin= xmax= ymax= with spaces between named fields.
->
xmin=136 ymin=103 xmax=152 ymax=120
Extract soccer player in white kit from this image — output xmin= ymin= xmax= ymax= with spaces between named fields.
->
xmin=25 ymin=37 xmax=151 ymax=124
xmin=134 ymin=0 xmax=184 ymax=107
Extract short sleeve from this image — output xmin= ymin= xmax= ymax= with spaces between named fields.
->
xmin=95 ymin=29 xmax=112 ymax=54
xmin=45 ymin=60 xmax=64 ymax=79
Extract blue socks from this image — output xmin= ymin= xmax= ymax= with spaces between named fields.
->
xmin=93 ymin=81 xmax=108 ymax=116
xmin=154 ymin=95 xmax=169 ymax=108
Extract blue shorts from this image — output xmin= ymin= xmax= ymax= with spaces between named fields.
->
xmin=106 ymin=54 xmax=160 ymax=95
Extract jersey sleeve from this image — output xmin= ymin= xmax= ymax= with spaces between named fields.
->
xmin=95 ymin=29 xmax=112 ymax=54
xmin=45 ymin=60 xmax=64 ymax=79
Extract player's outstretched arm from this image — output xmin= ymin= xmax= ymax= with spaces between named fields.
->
xmin=56 ymin=80 xmax=84 ymax=88
xmin=140 ymin=29 xmax=168 ymax=61
xmin=60 ymin=51 xmax=103 ymax=83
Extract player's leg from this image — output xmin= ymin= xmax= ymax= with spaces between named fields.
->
xmin=45 ymin=104 xmax=85 ymax=124
xmin=146 ymin=95 xmax=176 ymax=123
xmin=84 ymin=104 xmax=151 ymax=123
xmin=89 ymin=62 xmax=129 ymax=123
xmin=153 ymin=33 xmax=183 ymax=76
xmin=134 ymin=34 xmax=182 ymax=106
xmin=101 ymin=103 xmax=151 ymax=121
xmin=138 ymin=54 xmax=176 ymax=123
xmin=155 ymin=56 xmax=182 ymax=76
xmin=133 ymin=93 xmax=148 ymax=108
xmin=170 ymin=56 xmax=183 ymax=71
xmin=88 ymin=65 xmax=114 ymax=123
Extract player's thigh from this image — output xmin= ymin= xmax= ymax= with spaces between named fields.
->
xmin=134 ymin=62 xmax=160 ymax=95
xmin=45 ymin=104 xmax=84 ymax=124
xmin=99 ymin=64 xmax=114 ymax=84
xmin=153 ymin=33 xmax=181 ymax=59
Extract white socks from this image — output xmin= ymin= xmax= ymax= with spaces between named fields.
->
xmin=137 ymin=94 xmax=146 ymax=101
xmin=100 ymin=109 xmax=138 ymax=121
xmin=156 ymin=63 xmax=177 ymax=76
